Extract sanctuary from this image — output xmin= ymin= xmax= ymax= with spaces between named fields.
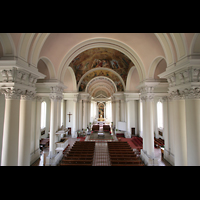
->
xmin=0 ymin=33 xmax=200 ymax=166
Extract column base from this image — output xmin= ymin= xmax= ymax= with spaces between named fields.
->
xmin=30 ymin=148 xmax=40 ymax=165
xmin=72 ymin=131 xmax=77 ymax=138
xmin=140 ymin=149 xmax=159 ymax=166
xmin=164 ymin=149 xmax=174 ymax=166
xmin=45 ymin=151 xmax=63 ymax=166
xmin=124 ymin=131 xmax=131 ymax=138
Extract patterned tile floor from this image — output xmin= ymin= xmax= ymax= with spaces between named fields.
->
xmin=92 ymin=142 xmax=110 ymax=166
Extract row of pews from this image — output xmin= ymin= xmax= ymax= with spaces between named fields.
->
xmin=107 ymin=142 xmax=145 ymax=166
xmin=154 ymin=137 xmax=164 ymax=148
xmin=60 ymin=141 xmax=95 ymax=166
xmin=103 ymin=125 xmax=110 ymax=132
xmin=131 ymin=137 xmax=143 ymax=152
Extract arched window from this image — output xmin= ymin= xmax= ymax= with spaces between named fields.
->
xmin=157 ymin=101 xmax=163 ymax=129
xmin=41 ymin=101 xmax=47 ymax=129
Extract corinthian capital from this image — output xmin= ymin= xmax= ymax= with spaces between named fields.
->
xmin=1 ymin=88 xmax=22 ymax=100
xmin=49 ymin=93 xmax=63 ymax=101
xmin=21 ymin=90 xmax=35 ymax=100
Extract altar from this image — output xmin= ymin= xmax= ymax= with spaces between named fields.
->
xmin=97 ymin=121 xmax=106 ymax=126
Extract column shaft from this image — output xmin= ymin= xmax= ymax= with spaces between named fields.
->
xmin=50 ymin=98 xmax=57 ymax=157
xmin=145 ymin=100 xmax=154 ymax=157
xmin=115 ymin=100 xmax=119 ymax=129
xmin=173 ymin=99 xmax=187 ymax=166
xmin=83 ymin=100 xmax=87 ymax=129
xmin=78 ymin=100 xmax=83 ymax=130
xmin=18 ymin=96 xmax=33 ymax=166
xmin=1 ymin=89 xmax=21 ymax=166
xmin=185 ymin=99 xmax=200 ymax=165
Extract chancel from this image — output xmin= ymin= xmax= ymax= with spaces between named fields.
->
xmin=0 ymin=33 xmax=200 ymax=166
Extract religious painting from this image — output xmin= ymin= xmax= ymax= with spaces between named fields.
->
xmin=98 ymin=103 xmax=104 ymax=118
xmin=69 ymin=47 xmax=134 ymax=86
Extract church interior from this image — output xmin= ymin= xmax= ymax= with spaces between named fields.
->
xmin=0 ymin=33 xmax=200 ymax=166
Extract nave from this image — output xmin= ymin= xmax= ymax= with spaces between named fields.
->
xmin=1 ymin=33 xmax=200 ymax=166
xmin=32 ymin=127 xmax=171 ymax=166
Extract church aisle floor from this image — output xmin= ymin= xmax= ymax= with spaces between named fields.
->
xmin=92 ymin=142 xmax=110 ymax=166
xmin=89 ymin=126 xmax=111 ymax=166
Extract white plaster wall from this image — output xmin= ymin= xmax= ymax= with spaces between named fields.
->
xmin=128 ymin=100 xmax=138 ymax=136
xmin=66 ymin=100 xmax=77 ymax=137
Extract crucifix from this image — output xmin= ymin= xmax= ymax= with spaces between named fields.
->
xmin=67 ymin=112 xmax=72 ymax=122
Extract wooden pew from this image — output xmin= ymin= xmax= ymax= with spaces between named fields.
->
xmin=110 ymin=156 xmax=139 ymax=160
xmin=108 ymin=141 xmax=145 ymax=166
xmin=66 ymin=154 xmax=93 ymax=158
xmin=111 ymin=163 xmax=145 ymax=166
xmin=62 ymin=157 xmax=93 ymax=161
xmin=110 ymin=154 xmax=137 ymax=158
xmin=110 ymin=160 xmax=143 ymax=164
xmin=92 ymin=125 xmax=99 ymax=131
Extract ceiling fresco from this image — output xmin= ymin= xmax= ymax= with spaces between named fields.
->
xmin=78 ymin=69 xmax=124 ymax=92
xmin=69 ymin=47 xmax=134 ymax=85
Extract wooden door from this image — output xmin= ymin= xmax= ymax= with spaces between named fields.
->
xmin=68 ymin=127 xmax=71 ymax=135
xmin=131 ymin=127 xmax=135 ymax=136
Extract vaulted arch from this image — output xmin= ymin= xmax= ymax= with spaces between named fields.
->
xmin=154 ymin=33 xmax=175 ymax=67
xmin=18 ymin=33 xmax=50 ymax=66
xmin=190 ymin=33 xmax=200 ymax=55
xmin=18 ymin=33 xmax=35 ymax=61
xmin=78 ymin=67 xmax=125 ymax=93
xmin=86 ymin=76 xmax=117 ymax=97
xmin=170 ymin=33 xmax=188 ymax=61
xmin=38 ymin=56 xmax=56 ymax=79
xmin=58 ymin=37 xmax=146 ymax=82
xmin=0 ymin=33 xmax=16 ymax=57
xmin=148 ymin=56 xmax=166 ymax=79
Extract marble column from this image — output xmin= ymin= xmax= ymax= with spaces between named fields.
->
xmin=112 ymin=100 xmax=115 ymax=127
xmin=146 ymin=98 xmax=155 ymax=157
xmin=1 ymin=88 xmax=21 ymax=166
xmin=141 ymin=100 xmax=147 ymax=152
xmin=126 ymin=100 xmax=130 ymax=138
xmin=57 ymin=99 xmax=61 ymax=129
xmin=18 ymin=91 xmax=34 ymax=166
xmin=35 ymin=96 xmax=42 ymax=157
xmin=120 ymin=100 xmax=125 ymax=122
xmin=49 ymin=95 xmax=58 ymax=157
xmin=78 ymin=99 xmax=83 ymax=130
xmin=83 ymin=100 xmax=87 ymax=129
xmin=185 ymin=92 xmax=200 ymax=165
xmin=72 ymin=100 xmax=78 ymax=138
xmin=62 ymin=100 xmax=66 ymax=128
xmin=167 ymin=99 xmax=175 ymax=165
xmin=87 ymin=100 xmax=91 ymax=125
xmin=141 ymin=92 xmax=155 ymax=158
xmin=173 ymin=98 xmax=187 ymax=166
xmin=115 ymin=100 xmax=119 ymax=129
xmin=162 ymin=97 xmax=170 ymax=163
